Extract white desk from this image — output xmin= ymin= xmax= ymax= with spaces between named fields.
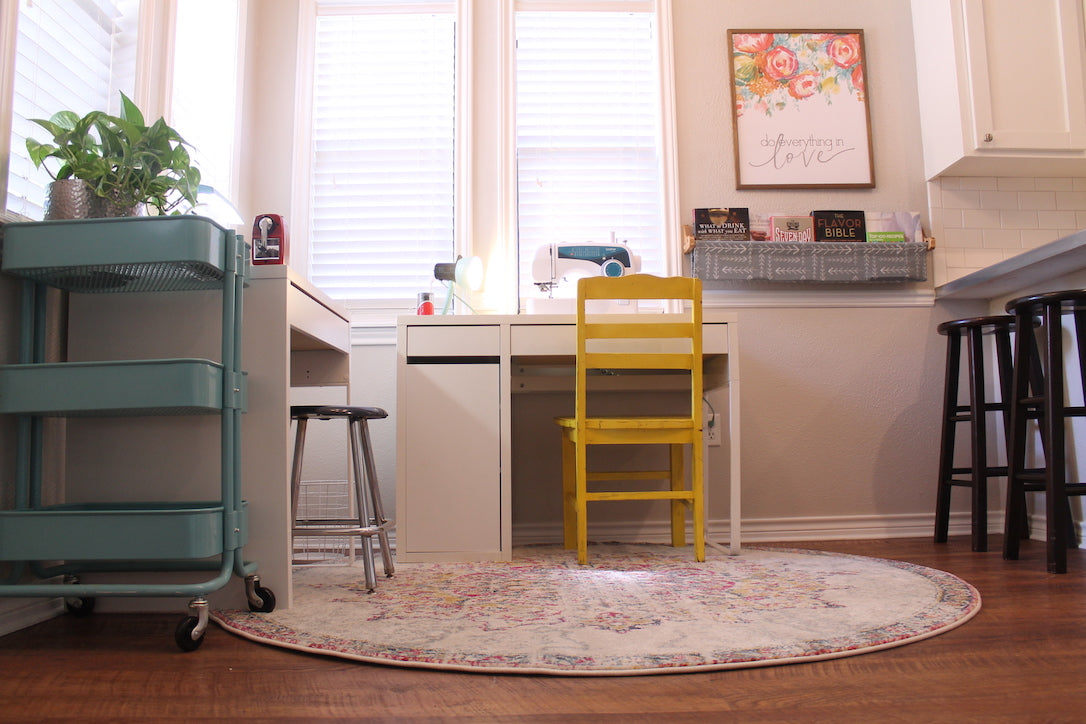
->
xmin=395 ymin=313 xmax=740 ymax=562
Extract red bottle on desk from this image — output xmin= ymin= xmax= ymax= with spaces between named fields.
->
xmin=252 ymin=214 xmax=288 ymax=265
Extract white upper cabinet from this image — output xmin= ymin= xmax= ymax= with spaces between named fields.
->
xmin=911 ymin=0 xmax=1086 ymax=178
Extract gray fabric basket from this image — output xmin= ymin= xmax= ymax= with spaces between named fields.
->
xmin=690 ymin=241 xmax=928 ymax=283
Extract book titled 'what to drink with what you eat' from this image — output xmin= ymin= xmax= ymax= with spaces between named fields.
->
xmin=693 ymin=208 xmax=751 ymax=240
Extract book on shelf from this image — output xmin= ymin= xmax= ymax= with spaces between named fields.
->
xmin=865 ymin=211 xmax=922 ymax=242
xmin=693 ymin=208 xmax=751 ymax=240
xmin=812 ymin=210 xmax=866 ymax=242
xmin=867 ymin=231 xmax=907 ymax=242
xmin=769 ymin=215 xmax=815 ymax=242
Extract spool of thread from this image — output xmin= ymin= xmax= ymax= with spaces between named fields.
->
xmin=416 ymin=292 xmax=434 ymax=315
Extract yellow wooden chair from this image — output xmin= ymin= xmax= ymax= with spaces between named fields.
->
xmin=554 ymin=273 xmax=705 ymax=564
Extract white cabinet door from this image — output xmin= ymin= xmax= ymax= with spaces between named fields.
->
xmin=962 ymin=0 xmax=1086 ymax=152
xmin=398 ymin=360 xmax=501 ymax=556
xmin=911 ymin=0 xmax=1086 ymax=177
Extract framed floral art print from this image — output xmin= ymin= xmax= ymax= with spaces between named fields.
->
xmin=728 ymin=30 xmax=875 ymax=189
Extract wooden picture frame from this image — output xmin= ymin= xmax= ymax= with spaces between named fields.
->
xmin=727 ymin=30 xmax=875 ymax=189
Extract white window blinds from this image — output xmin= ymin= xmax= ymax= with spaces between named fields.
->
xmin=515 ymin=8 xmax=665 ymax=301
xmin=5 ymin=0 xmax=138 ymax=219
xmin=171 ymin=0 xmax=241 ymax=198
xmin=308 ymin=4 xmax=456 ymax=304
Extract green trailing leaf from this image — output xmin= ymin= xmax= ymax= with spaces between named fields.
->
xmin=24 ymin=92 xmax=202 ymax=215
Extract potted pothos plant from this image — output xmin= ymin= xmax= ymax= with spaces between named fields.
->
xmin=25 ymin=92 xmax=201 ymax=218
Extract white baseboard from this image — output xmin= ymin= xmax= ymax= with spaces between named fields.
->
xmin=0 ymin=597 xmax=64 ymax=637
xmin=512 ymin=511 xmax=1086 ymax=546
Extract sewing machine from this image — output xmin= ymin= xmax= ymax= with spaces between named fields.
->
xmin=531 ymin=241 xmax=641 ymax=294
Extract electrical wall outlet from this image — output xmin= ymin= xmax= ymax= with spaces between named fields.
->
xmin=705 ymin=413 xmax=721 ymax=446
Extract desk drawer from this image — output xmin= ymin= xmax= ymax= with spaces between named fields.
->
xmin=407 ymin=324 xmax=500 ymax=357
xmin=510 ymin=324 xmax=574 ymax=356
xmin=511 ymin=322 xmax=729 ymax=355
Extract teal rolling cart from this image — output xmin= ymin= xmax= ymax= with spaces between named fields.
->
xmin=0 ymin=216 xmax=275 ymax=650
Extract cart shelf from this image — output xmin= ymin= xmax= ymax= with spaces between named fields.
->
xmin=0 ymin=215 xmax=245 ymax=292
xmin=0 ymin=501 xmax=246 ymax=561
xmin=0 ymin=358 xmax=246 ymax=416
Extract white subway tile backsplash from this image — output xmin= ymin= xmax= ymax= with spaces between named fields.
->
xmin=1035 ymin=178 xmax=1075 ymax=192
xmin=1000 ymin=210 xmax=1039 ymax=229
xmin=943 ymin=227 xmax=984 ymax=247
xmin=980 ymin=190 xmax=1020 ymax=209
xmin=940 ymin=188 xmax=982 ymax=209
xmin=961 ymin=208 xmax=1001 ymax=228
xmin=957 ymin=177 xmax=998 ymax=190
xmin=1037 ymin=210 xmax=1079 ymax=228
xmin=982 ymin=228 xmax=1022 ymax=248
xmin=1056 ymin=191 xmax=1086 ymax=209
xmin=930 ymin=175 xmax=1086 ymax=284
xmin=1016 ymin=191 xmax=1057 ymax=210
xmin=996 ymin=177 xmax=1036 ymax=191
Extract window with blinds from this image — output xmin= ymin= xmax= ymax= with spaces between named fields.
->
xmin=308 ymin=4 xmax=456 ymax=304
xmin=5 ymin=0 xmax=138 ymax=219
xmin=515 ymin=9 xmax=665 ymax=301
xmin=306 ymin=1 xmax=666 ymax=313
xmin=171 ymin=0 xmax=241 ymax=198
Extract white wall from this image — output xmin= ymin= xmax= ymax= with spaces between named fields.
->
xmin=235 ymin=0 xmax=1020 ymax=543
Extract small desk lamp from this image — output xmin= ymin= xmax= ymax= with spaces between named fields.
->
xmin=433 ymin=255 xmax=484 ymax=314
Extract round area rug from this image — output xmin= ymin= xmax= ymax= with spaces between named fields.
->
xmin=212 ymin=543 xmax=980 ymax=676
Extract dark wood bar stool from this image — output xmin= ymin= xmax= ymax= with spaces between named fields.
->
xmin=935 ymin=315 xmax=1016 ymax=552
xmin=1003 ymin=290 xmax=1086 ymax=573
xmin=290 ymin=405 xmax=395 ymax=591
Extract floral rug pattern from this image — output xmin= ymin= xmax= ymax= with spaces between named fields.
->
xmin=212 ymin=543 xmax=980 ymax=676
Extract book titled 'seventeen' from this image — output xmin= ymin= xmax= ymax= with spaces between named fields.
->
xmin=769 ymin=215 xmax=814 ymax=242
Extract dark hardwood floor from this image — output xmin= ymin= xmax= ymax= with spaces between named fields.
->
xmin=1 ymin=537 xmax=1084 ymax=722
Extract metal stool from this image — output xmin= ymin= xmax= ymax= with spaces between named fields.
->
xmin=1003 ymin=290 xmax=1086 ymax=573
xmin=935 ymin=315 xmax=1017 ymax=552
xmin=290 ymin=405 xmax=394 ymax=591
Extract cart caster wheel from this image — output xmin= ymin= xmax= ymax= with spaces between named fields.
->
xmin=65 ymin=597 xmax=96 ymax=617
xmin=248 ymin=585 xmax=276 ymax=613
xmin=175 ymin=616 xmax=205 ymax=652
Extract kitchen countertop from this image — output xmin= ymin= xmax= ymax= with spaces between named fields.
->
xmin=935 ymin=229 xmax=1086 ymax=300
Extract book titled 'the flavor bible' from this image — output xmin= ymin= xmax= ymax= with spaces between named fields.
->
xmin=812 ymin=210 xmax=866 ymax=242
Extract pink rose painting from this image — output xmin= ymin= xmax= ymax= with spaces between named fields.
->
xmin=728 ymin=30 xmax=874 ymax=188
xmin=731 ymin=31 xmax=867 ymax=117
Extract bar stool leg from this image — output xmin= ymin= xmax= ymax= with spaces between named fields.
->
xmin=1004 ymin=311 xmax=1033 ymax=561
xmin=994 ymin=323 xmax=1029 ymax=540
xmin=934 ymin=330 xmax=962 ymax=544
xmin=289 ymin=418 xmax=309 ymax=533
xmin=354 ymin=418 xmax=395 ymax=578
xmin=347 ymin=419 xmax=379 ymax=592
xmin=966 ymin=324 xmax=990 ymax=551
xmin=1044 ymin=303 xmax=1069 ymax=573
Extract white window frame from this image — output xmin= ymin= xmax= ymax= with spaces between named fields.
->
xmin=291 ymin=0 xmax=679 ymax=324
xmin=0 ymin=0 xmax=246 ymax=222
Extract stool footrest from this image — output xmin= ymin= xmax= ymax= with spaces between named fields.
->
xmin=293 ymin=521 xmax=393 ymax=537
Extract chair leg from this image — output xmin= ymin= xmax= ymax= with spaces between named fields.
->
xmin=1004 ymin=314 xmax=1034 ymax=560
xmin=560 ymin=432 xmax=576 ymax=550
xmin=692 ymin=439 xmax=705 ymax=562
xmin=575 ymin=440 xmax=589 ymax=565
xmin=669 ymin=444 xmax=685 ymax=548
